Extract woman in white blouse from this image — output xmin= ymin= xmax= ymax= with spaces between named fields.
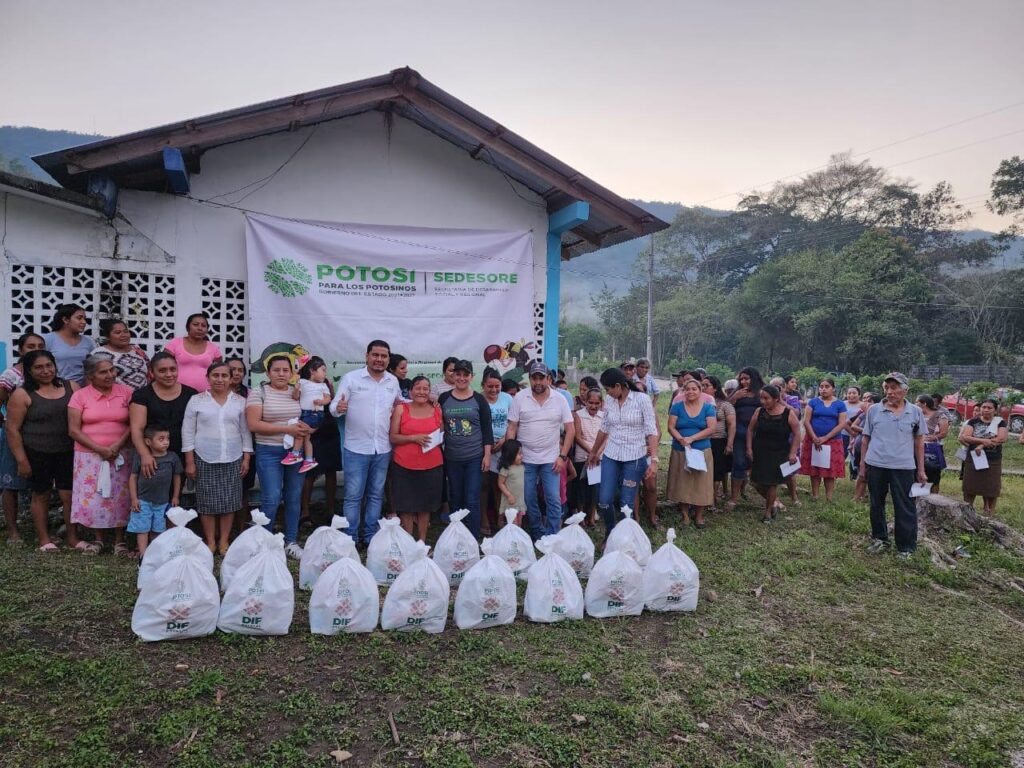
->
xmin=181 ymin=360 xmax=253 ymax=554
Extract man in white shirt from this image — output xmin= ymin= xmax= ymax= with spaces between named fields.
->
xmin=505 ymin=361 xmax=575 ymax=539
xmin=329 ymin=339 xmax=400 ymax=546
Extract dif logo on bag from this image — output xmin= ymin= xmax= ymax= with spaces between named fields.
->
xmin=607 ymin=573 xmax=626 ymax=611
xmin=242 ymin=576 xmax=266 ymax=627
xmin=550 ymin=575 xmax=567 ymax=616
xmin=332 ymin=578 xmax=354 ymax=627
xmin=481 ymin=579 xmax=502 ymax=621
xmin=405 ymin=580 xmax=430 ymax=626
xmin=165 ymin=603 xmax=191 ymax=634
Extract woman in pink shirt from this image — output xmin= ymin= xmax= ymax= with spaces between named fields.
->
xmin=163 ymin=313 xmax=222 ymax=392
xmin=67 ymin=352 xmax=134 ymax=554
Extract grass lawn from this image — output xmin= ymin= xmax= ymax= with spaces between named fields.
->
xmin=1 ymin=428 xmax=1023 ymax=766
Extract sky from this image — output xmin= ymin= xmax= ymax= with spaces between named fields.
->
xmin=2 ymin=0 xmax=1021 ymax=231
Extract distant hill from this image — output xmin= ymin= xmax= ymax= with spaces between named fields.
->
xmin=0 ymin=126 xmax=106 ymax=183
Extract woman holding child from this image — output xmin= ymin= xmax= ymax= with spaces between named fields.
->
xmin=182 ymin=360 xmax=253 ymax=554
xmin=67 ymin=352 xmax=134 ymax=554
xmin=246 ymin=355 xmax=309 ymax=559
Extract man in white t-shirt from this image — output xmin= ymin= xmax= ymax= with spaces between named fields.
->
xmin=505 ymin=361 xmax=575 ymax=539
xmin=329 ymin=339 xmax=400 ymax=546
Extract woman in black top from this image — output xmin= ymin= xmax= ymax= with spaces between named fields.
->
xmin=727 ymin=366 xmax=764 ymax=510
xmin=746 ymin=385 xmax=800 ymax=523
xmin=4 ymin=350 xmax=82 ymax=551
xmin=437 ymin=360 xmax=493 ymax=540
xmin=129 ymin=351 xmax=197 ymax=477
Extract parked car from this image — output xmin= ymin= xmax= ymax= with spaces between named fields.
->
xmin=941 ymin=389 xmax=1024 ymax=433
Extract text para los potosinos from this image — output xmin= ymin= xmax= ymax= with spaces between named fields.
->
xmin=316 ymin=264 xmax=519 ymax=286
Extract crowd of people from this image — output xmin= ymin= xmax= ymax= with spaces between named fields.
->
xmin=0 ymin=303 xmax=1017 ymax=562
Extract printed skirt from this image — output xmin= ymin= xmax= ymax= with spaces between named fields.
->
xmin=71 ymin=449 xmax=132 ymax=529
xmin=196 ymin=455 xmax=243 ymax=515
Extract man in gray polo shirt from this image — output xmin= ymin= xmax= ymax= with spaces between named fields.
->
xmin=859 ymin=372 xmax=928 ymax=558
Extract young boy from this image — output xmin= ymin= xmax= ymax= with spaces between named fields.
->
xmin=128 ymin=425 xmax=183 ymax=557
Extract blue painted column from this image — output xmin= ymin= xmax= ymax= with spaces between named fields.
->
xmin=544 ymin=202 xmax=590 ymax=369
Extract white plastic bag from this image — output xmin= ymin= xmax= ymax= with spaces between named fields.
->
xmin=604 ymin=505 xmax=652 ymax=567
xmin=380 ymin=543 xmax=450 ymax=633
xmin=299 ymin=515 xmax=359 ymax=590
xmin=524 ymin=538 xmax=584 ymax=623
xmin=643 ymin=528 xmax=700 ymax=612
xmin=366 ymin=516 xmax=420 ymax=586
xmin=220 ymin=509 xmax=278 ymax=593
xmin=217 ymin=533 xmax=295 ymax=635
xmin=585 ymin=550 xmax=644 ymax=618
xmin=549 ymin=512 xmax=595 ymax=579
xmin=132 ymin=535 xmax=220 ymax=642
xmin=309 ymin=556 xmax=380 ymax=635
xmin=432 ymin=508 xmax=481 ymax=587
xmin=137 ymin=507 xmax=211 ymax=591
xmin=490 ymin=509 xmax=536 ymax=581
xmin=454 ymin=539 xmax=517 ymax=630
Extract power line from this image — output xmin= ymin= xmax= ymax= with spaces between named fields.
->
xmin=693 ymin=99 xmax=1024 ymax=207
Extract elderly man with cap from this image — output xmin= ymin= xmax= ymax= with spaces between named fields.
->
xmin=859 ymin=372 xmax=928 ymax=559
xmin=437 ymin=359 xmax=492 ymax=539
xmin=505 ymin=361 xmax=575 ymax=538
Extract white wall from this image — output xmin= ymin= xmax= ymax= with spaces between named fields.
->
xmin=118 ymin=112 xmax=550 ymax=334
xmin=1 ymin=112 xmax=550 ymax=368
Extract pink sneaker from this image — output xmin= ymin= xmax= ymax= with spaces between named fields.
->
xmin=280 ymin=452 xmax=303 ymax=466
xmin=298 ymin=459 xmax=319 ymax=474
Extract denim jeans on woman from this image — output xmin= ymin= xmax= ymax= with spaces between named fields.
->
xmin=597 ymin=455 xmax=648 ymax=534
xmin=255 ymin=444 xmax=303 ymax=544
xmin=523 ymin=461 xmax=563 ymax=540
xmin=342 ymin=448 xmax=390 ymax=545
xmin=445 ymin=455 xmax=483 ymax=539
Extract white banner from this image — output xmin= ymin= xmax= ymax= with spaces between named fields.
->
xmin=244 ymin=214 xmax=536 ymax=380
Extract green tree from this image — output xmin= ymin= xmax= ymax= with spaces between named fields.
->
xmin=734 ymin=231 xmax=932 ymax=373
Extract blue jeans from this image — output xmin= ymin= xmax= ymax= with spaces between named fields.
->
xmin=523 ymin=461 xmax=563 ymax=540
xmin=597 ymin=455 xmax=648 ymax=535
xmin=445 ymin=456 xmax=483 ymax=539
xmin=255 ymin=444 xmax=303 ymax=544
xmin=342 ymin=448 xmax=390 ymax=545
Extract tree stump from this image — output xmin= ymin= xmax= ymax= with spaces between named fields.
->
xmin=916 ymin=493 xmax=1024 ymax=567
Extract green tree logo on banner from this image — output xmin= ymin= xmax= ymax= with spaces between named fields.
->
xmin=264 ymin=258 xmax=312 ymax=297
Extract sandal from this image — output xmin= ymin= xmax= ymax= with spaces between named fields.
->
xmin=218 ymin=545 xmax=229 ymax=557
xmin=38 ymin=542 xmax=59 ymax=552
xmin=7 ymin=537 xmax=25 ymax=547
xmin=74 ymin=541 xmax=99 ymax=555
xmin=114 ymin=543 xmax=132 ymax=557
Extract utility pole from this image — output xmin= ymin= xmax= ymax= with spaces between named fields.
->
xmin=646 ymin=234 xmax=654 ymax=363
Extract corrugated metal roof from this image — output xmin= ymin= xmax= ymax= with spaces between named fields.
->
xmin=33 ymin=68 xmax=668 ymax=257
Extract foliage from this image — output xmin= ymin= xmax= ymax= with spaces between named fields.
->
xmin=988 ymin=155 xmax=1024 ymax=235
xmin=583 ymin=154 xmax=1024 ymax=373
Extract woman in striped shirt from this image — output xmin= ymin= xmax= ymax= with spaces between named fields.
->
xmin=245 ymin=355 xmax=311 ymax=559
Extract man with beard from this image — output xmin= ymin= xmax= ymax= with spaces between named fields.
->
xmin=330 ymin=340 xmax=400 ymax=547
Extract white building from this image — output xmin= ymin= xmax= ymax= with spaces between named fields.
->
xmin=2 ymin=68 xmax=667 ymax=369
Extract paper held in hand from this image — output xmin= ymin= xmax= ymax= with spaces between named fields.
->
xmin=910 ymin=482 xmax=932 ymax=497
xmin=810 ymin=443 xmax=832 ymax=470
xmin=422 ymin=429 xmax=443 ymax=453
xmin=684 ymin=446 xmax=707 ymax=472
xmin=779 ymin=459 xmax=800 ymax=478
xmin=971 ymin=449 xmax=989 ymax=470
xmin=586 ymin=464 xmax=602 ymax=486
